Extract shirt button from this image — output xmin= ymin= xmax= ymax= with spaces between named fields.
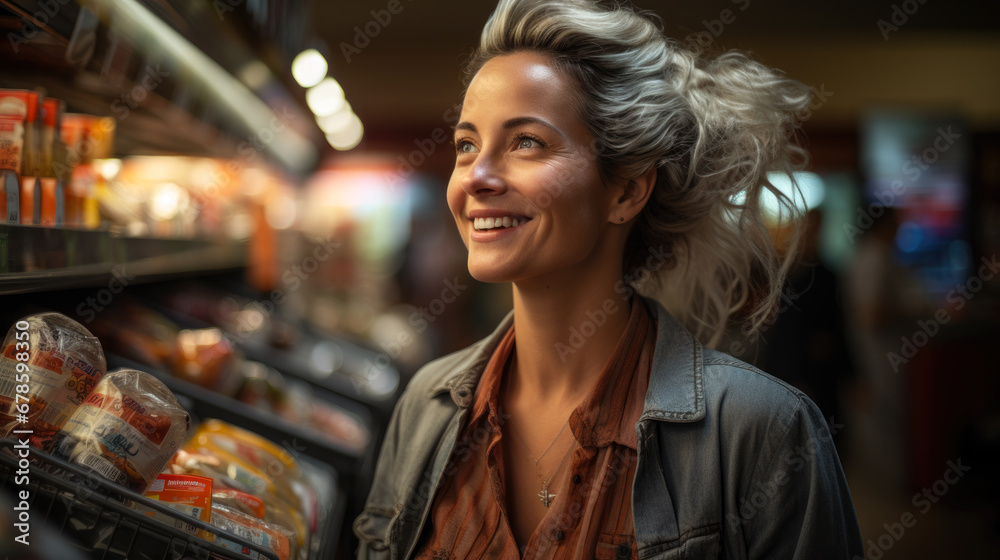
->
xmin=554 ymin=530 xmax=565 ymax=541
xmin=616 ymin=543 xmax=631 ymax=558
xmin=572 ymin=473 xmax=582 ymax=484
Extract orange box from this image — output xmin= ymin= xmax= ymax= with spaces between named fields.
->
xmin=136 ymin=473 xmax=214 ymax=540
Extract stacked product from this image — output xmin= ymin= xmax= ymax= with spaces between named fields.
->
xmin=0 ymin=313 xmax=331 ymax=560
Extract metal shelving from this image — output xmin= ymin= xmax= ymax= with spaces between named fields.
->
xmin=0 ymin=224 xmax=247 ymax=294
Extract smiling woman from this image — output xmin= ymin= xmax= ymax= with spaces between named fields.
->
xmin=354 ymin=1 xmax=863 ymax=559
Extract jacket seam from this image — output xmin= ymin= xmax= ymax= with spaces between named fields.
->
xmin=638 ymin=522 xmax=721 ymax=558
xmin=692 ymin=335 xmax=703 ymax=415
xmin=705 ymin=360 xmax=811 ymax=404
xmin=739 ymin=399 xmax=800 ymax=540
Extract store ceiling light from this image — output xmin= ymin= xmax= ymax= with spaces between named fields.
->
xmin=306 ymin=78 xmax=345 ymax=117
xmin=292 ymin=48 xmax=328 ymax=88
xmin=85 ymin=0 xmax=316 ymax=173
xmin=317 ymin=106 xmax=353 ymax=134
xmin=326 ymin=114 xmax=363 ymax=151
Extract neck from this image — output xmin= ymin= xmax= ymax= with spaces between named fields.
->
xmin=509 ymin=261 xmax=633 ymax=410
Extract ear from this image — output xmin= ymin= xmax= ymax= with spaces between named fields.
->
xmin=611 ymin=165 xmax=656 ymax=224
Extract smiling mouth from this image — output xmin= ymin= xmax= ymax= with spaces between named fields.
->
xmin=473 ymin=216 xmax=531 ymax=231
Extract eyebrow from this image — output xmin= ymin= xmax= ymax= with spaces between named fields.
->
xmin=454 ymin=117 xmax=564 ymax=138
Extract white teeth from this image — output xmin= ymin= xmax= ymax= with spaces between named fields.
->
xmin=473 ymin=216 xmax=527 ymax=231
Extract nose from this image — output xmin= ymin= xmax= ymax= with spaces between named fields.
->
xmin=462 ymin=154 xmax=507 ymax=197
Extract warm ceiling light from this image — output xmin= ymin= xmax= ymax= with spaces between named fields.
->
xmin=306 ymin=78 xmax=346 ymax=116
xmin=317 ymin=104 xmax=353 ymax=134
xmin=326 ymin=114 xmax=363 ymax=151
xmin=292 ymin=49 xmax=328 ymax=88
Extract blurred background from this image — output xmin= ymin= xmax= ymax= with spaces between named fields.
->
xmin=1 ymin=0 xmax=999 ymax=558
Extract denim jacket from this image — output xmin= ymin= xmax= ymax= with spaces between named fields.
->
xmin=353 ymin=297 xmax=863 ymax=559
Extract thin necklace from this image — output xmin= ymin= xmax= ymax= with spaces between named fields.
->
xmin=508 ymin=419 xmax=575 ymax=507
xmin=505 ymin=350 xmax=577 ymax=507
xmin=534 ymin=417 xmax=570 ymax=466
xmin=538 ymin=438 xmax=575 ymax=507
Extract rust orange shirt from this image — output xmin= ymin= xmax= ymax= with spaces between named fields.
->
xmin=413 ymin=297 xmax=656 ymax=560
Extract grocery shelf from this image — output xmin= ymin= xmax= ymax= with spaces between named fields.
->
xmin=0 ymin=438 xmax=282 ymax=560
xmin=106 ymin=352 xmax=374 ymax=484
xmin=0 ymin=224 xmax=247 ymax=294
xmin=0 ymin=0 xmax=321 ymax=175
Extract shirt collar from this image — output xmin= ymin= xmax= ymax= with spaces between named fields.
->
xmin=430 ymin=296 xmax=707 ymax=424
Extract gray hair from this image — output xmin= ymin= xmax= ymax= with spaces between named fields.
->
xmin=465 ymin=0 xmax=811 ymax=349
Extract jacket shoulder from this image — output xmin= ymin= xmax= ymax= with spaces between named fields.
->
xmin=697 ymin=347 xmax=833 ymax=473
xmin=700 ymin=346 xmax=818 ymax=417
xmin=402 ymin=340 xmax=485 ymax=400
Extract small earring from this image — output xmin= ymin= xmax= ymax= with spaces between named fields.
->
xmin=619 ymin=217 xmax=625 ymax=222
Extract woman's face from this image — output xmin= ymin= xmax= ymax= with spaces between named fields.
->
xmin=448 ymin=51 xmax=620 ymax=285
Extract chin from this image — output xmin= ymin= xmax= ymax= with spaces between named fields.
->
xmin=466 ymin=263 xmax=510 ymax=284
xmin=466 ymin=254 xmax=521 ymax=284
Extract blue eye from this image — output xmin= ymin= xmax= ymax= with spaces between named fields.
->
xmin=517 ymin=137 xmax=540 ymax=150
xmin=455 ymin=140 xmax=478 ymax=154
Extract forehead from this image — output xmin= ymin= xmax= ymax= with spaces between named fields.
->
xmin=461 ymin=51 xmax=584 ymax=131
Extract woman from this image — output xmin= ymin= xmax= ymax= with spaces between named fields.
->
xmin=354 ymin=0 xmax=863 ymax=558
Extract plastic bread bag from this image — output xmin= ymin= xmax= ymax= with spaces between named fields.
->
xmin=0 ymin=313 xmax=106 ymax=449
xmin=210 ymin=504 xmax=295 ymax=560
xmin=51 ymin=368 xmax=190 ymax=493
xmin=212 ymin=488 xmax=266 ymax=519
xmin=212 ymin=488 xmax=304 ymax=555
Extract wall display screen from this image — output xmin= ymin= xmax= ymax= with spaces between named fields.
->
xmin=861 ymin=111 xmax=971 ymax=297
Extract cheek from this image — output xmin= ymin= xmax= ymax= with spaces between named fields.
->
xmin=446 ymin=180 xmax=466 ymax=224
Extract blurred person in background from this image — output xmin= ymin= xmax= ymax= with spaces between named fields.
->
xmin=845 ymin=206 xmax=926 ymax=493
xmin=761 ymin=209 xmax=856 ymax=459
xmin=354 ymin=0 xmax=862 ymax=558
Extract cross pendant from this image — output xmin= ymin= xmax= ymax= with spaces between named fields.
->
xmin=538 ymin=484 xmax=556 ymax=507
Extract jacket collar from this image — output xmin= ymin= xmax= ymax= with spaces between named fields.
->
xmin=429 ymin=296 xmax=707 ymax=423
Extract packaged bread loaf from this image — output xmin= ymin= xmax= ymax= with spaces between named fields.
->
xmin=51 ymin=368 xmax=189 ymax=493
xmin=0 ymin=313 xmax=106 ymax=449
xmin=210 ymin=504 xmax=295 ymax=560
xmin=167 ymin=443 xmax=308 ymax=555
xmin=192 ymin=419 xmax=319 ymax=533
